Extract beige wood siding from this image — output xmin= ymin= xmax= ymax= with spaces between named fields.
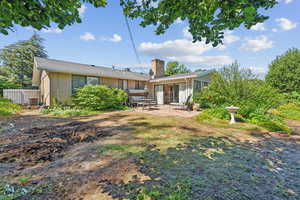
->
xmin=102 ymin=77 xmax=119 ymax=88
xmin=49 ymin=72 xmax=72 ymax=105
xmin=128 ymin=80 xmax=135 ymax=89
xmin=40 ymin=70 xmax=51 ymax=106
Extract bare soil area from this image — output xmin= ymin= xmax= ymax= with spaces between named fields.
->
xmin=0 ymin=110 xmax=299 ymax=200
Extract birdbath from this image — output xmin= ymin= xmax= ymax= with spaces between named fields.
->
xmin=226 ymin=105 xmax=240 ymax=124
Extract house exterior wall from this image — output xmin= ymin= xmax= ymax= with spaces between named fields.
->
xmin=40 ymin=70 xmax=51 ymax=106
xmin=39 ymin=71 xmax=148 ymax=106
xmin=102 ymin=77 xmax=119 ymax=88
xmin=50 ymin=72 xmax=72 ymax=105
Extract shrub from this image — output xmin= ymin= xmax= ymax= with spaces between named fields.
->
xmin=73 ymin=85 xmax=128 ymax=111
xmin=270 ymin=103 xmax=300 ymax=121
xmin=0 ymin=76 xmax=20 ymax=96
xmin=282 ymin=91 xmax=300 ymax=104
xmin=0 ymin=97 xmax=21 ymax=117
xmin=197 ymin=107 xmax=230 ymax=121
xmin=194 ymin=62 xmax=291 ymax=133
xmin=247 ymin=109 xmax=291 ymax=133
xmin=194 ymin=64 xmax=283 ymax=118
xmin=42 ymin=107 xmax=100 ymax=117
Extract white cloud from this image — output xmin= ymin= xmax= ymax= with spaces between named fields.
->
xmin=167 ymin=55 xmax=234 ymax=66
xmin=100 ymin=34 xmax=122 ymax=42
xmin=250 ymin=23 xmax=266 ymax=31
xmin=78 ymin=4 xmax=87 ymax=16
xmin=139 ymin=39 xmax=233 ymax=66
xmin=110 ymin=34 xmax=122 ymax=42
xmin=240 ymin=35 xmax=274 ymax=52
xmin=183 ymin=28 xmax=239 ymax=46
xmin=245 ymin=66 xmax=268 ymax=74
xmin=272 ymin=28 xmax=278 ymax=32
xmin=276 ymin=18 xmax=297 ymax=30
xmin=175 ymin=19 xmax=183 ymax=24
xmin=284 ymin=0 xmax=294 ymax=4
xmin=41 ymin=28 xmax=62 ymax=34
xmin=140 ymin=39 xmax=213 ymax=57
xmin=80 ymin=32 xmax=95 ymax=41
xmin=223 ymin=31 xmax=240 ymax=44
xmin=182 ymin=26 xmax=192 ymax=39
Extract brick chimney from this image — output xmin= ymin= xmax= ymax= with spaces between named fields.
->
xmin=151 ymin=59 xmax=165 ymax=78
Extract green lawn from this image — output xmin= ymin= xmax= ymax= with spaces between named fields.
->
xmin=0 ymin=98 xmax=21 ymax=117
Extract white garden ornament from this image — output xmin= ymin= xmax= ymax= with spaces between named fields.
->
xmin=226 ymin=105 xmax=240 ymax=124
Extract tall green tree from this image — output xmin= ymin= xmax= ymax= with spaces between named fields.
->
xmin=165 ymin=61 xmax=191 ymax=76
xmin=0 ymin=0 xmax=277 ymax=45
xmin=266 ymin=48 xmax=300 ymax=93
xmin=0 ymin=33 xmax=47 ymax=87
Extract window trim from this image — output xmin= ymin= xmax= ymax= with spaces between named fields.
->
xmin=72 ymin=75 xmax=101 ymax=94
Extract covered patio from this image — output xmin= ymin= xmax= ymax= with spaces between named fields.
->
xmin=133 ymin=104 xmax=200 ymax=118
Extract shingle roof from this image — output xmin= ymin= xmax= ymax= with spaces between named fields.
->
xmin=34 ymin=57 xmax=150 ymax=81
xmin=150 ymin=70 xmax=215 ymax=82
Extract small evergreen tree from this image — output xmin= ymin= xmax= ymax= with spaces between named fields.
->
xmin=0 ymin=33 xmax=47 ymax=87
xmin=165 ymin=61 xmax=190 ymax=76
xmin=266 ymin=48 xmax=300 ymax=92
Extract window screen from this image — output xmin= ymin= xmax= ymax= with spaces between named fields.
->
xmin=72 ymin=75 xmax=86 ymax=93
xmin=193 ymin=80 xmax=202 ymax=93
xmin=87 ymin=77 xmax=100 ymax=85
xmin=135 ymin=81 xmax=145 ymax=90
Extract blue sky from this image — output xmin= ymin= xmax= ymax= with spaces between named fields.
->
xmin=0 ymin=0 xmax=299 ymax=77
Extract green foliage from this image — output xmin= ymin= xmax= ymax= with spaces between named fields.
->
xmin=270 ymin=103 xmax=300 ymax=121
xmin=194 ymin=62 xmax=283 ymax=118
xmin=96 ymin=144 xmax=144 ymax=156
xmin=266 ymin=48 xmax=300 ymax=93
xmin=0 ymin=183 xmax=52 ymax=200
xmin=121 ymin=0 xmax=277 ymax=46
xmin=165 ymin=61 xmax=190 ymax=76
xmin=42 ymin=107 xmax=102 ymax=118
xmin=194 ymin=62 xmax=291 ymax=132
xmin=0 ymin=0 xmax=107 ymax=35
xmin=73 ymin=85 xmax=128 ymax=111
xmin=0 ymin=34 xmax=47 ymax=87
xmin=1 ymin=1 xmax=276 ymax=46
xmin=0 ymin=77 xmax=20 ymax=96
xmin=282 ymin=91 xmax=300 ymax=103
xmin=247 ymin=109 xmax=291 ymax=133
xmin=196 ymin=107 xmax=230 ymax=121
xmin=0 ymin=98 xmax=21 ymax=117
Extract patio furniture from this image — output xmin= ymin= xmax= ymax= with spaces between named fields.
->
xmin=141 ymin=98 xmax=157 ymax=110
xmin=169 ymin=95 xmax=192 ymax=111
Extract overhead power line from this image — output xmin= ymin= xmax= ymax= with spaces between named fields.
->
xmin=124 ymin=14 xmax=142 ymax=65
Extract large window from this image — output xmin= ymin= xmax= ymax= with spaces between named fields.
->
xmin=193 ymin=80 xmax=202 ymax=93
xmin=72 ymin=75 xmax=86 ymax=93
xmin=135 ymin=81 xmax=145 ymax=90
xmin=72 ymin=75 xmax=101 ymax=93
xmin=87 ymin=76 xmax=100 ymax=85
xmin=193 ymin=80 xmax=210 ymax=93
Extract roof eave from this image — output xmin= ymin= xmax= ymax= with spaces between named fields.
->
xmin=38 ymin=66 xmax=150 ymax=81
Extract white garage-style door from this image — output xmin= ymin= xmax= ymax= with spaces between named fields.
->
xmin=155 ymin=85 xmax=164 ymax=105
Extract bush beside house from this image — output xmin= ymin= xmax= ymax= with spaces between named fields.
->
xmin=43 ymin=85 xmax=128 ymax=117
xmin=0 ymin=97 xmax=21 ymax=117
xmin=194 ymin=62 xmax=298 ymax=133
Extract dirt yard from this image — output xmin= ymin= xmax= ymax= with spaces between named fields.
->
xmin=0 ymin=110 xmax=300 ymax=200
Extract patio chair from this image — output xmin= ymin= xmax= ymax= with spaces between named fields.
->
xmin=170 ymin=94 xmax=192 ymax=111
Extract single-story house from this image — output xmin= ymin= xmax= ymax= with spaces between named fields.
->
xmin=32 ymin=57 xmax=214 ymax=106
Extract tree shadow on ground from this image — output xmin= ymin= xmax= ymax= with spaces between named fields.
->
xmin=100 ymin=136 xmax=300 ymax=200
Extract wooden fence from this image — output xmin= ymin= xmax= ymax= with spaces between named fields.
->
xmin=3 ymin=89 xmax=40 ymax=105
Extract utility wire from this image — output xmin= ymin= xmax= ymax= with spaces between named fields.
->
xmin=124 ymin=14 xmax=142 ymax=65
